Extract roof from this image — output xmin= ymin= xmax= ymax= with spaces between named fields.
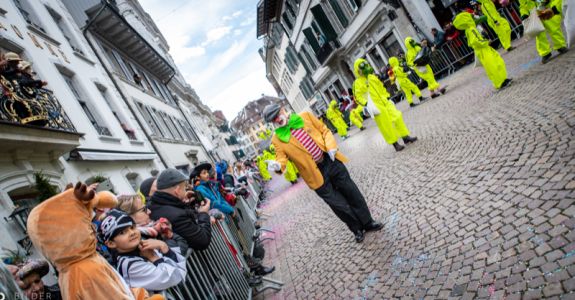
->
xmin=230 ymin=95 xmax=287 ymax=132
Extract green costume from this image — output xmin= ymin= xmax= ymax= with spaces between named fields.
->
xmin=405 ymin=37 xmax=441 ymax=93
xmin=256 ymin=155 xmax=272 ymax=181
xmin=326 ymin=100 xmax=348 ymax=138
xmin=519 ymin=0 xmax=566 ymax=57
xmin=478 ymin=0 xmax=513 ymax=50
xmin=352 ymin=58 xmax=410 ymax=145
xmin=389 ymin=57 xmax=422 ymax=105
xmin=454 ymin=12 xmax=508 ymax=89
xmin=349 ymin=104 xmax=364 ymax=129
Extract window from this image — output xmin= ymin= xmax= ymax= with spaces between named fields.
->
xmin=380 ymin=32 xmax=403 ymax=58
xmin=345 ymin=0 xmax=361 ymax=12
xmin=61 ymin=74 xmax=111 ymax=136
xmin=368 ymin=47 xmax=385 ymax=70
xmin=13 ymin=0 xmax=45 ymax=32
xmin=46 ymin=6 xmax=83 ymax=55
xmin=299 ymin=75 xmax=315 ymax=99
xmin=284 ymin=44 xmax=299 ymax=74
xmin=281 ymin=70 xmax=294 ymax=91
xmin=136 ymin=103 xmax=159 ymax=135
xmin=328 ymin=0 xmax=349 ymax=28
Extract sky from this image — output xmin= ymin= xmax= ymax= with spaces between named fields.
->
xmin=139 ymin=0 xmax=277 ymax=121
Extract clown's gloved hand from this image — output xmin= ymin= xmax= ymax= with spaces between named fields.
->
xmin=266 ymin=160 xmax=281 ymax=173
xmin=328 ymin=149 xmax=337 ymax=161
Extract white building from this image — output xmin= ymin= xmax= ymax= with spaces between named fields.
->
xmin=258 ymin=0 xmax=440 ymax=115
xmin=0 ymin=0 xmax=232 ymax=257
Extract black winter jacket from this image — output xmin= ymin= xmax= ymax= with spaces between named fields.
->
xmin=148 ymin=191 xmax=211 ymax=251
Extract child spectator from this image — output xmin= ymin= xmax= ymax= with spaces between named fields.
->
xmin=15 ymin=260 xmax=62 ymax=300
xmin=98 ymin=209 xmax=186 ymax=294
xmin=192 ymin=163 xmax=235 ymax=216
xmin=117 ymin=194 xmax=188 ymax=255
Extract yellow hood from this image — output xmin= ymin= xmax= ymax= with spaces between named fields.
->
xmin=405 ymin=37 xmax=417 ymax=52
xmin=389 ymin=56 xmax=400 ymax=68
xmin=453 ymin=12 xmax=475 ymax=30
xmin=353 ymin=58 xmax=368 ymax=78
xmin=329 ymin=100 xmax=338 ymax=109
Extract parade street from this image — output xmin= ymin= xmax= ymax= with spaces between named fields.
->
xmin=257 ymin=40 xmax=575 ymax=300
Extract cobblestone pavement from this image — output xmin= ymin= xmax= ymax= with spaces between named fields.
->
xmin=256 ymin=40 xmax=575 ymax=300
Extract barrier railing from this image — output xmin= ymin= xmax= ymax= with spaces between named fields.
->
xmin=167 ymin=221 xmax=251 ymax=300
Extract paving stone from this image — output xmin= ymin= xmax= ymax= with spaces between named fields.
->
xmin=254 ymin=43 xmax=575 ymax=300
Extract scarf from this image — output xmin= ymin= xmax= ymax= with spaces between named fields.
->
xmin=274 ymin=113 xmax=304 ymax=143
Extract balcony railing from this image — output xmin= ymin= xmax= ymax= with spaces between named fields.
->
xmin=317 ymin=41 xmax=336 ymax=65
xmin=94 ymin=123 xmax=112 ymax=136
xmin=0 ymin=75 xmax=76 ymax=133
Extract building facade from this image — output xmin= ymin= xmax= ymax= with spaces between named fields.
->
xmin=0 ymin=0 xmax=229 ymax=257
xmin=230 ymin=95 xmax=291 ymax=157
xmin=258 ymin=0 xmax=440 ymax=115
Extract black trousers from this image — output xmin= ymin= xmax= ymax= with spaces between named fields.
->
xmin=314 ymin=155 xmax=374 ymax=232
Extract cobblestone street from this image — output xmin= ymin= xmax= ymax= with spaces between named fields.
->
xmin=257 ymin=41 xmax=575 ymax=299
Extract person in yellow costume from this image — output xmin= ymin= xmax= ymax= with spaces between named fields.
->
xmin=389 ymin=56 xmax=427 ymax=108
xmin=405 ymin=37 xmax=446 ymax=98
xmin=256 ymin=155 xmax=272 ymax=181
xmin=476 ymin=0 xmax=514 ymax=51
xmin=352 ymin=58 xmax=417 ymax=152
xmin=349 ymin=104 xmax=366 ymax=130
xmin=453 ymin=12 xmax=512 ymax=89
xmin=326 ymin=100 xmax=349 ymax=139
xmin=519 ymin=0 xmax=568 ymax=64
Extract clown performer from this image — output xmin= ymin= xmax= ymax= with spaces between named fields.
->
xmin=262 ymin=103 xmax=382 ymax=243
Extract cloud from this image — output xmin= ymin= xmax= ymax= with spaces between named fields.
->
xmin=239 ymin=16 xmax=256 ymax=27
xmin=233 ymin=29 xmax=243 ymax=36
xmin=223 ymin=9 xmax=244 ymax=21
xmin=202 ymin=26 xmax=233 ymax=46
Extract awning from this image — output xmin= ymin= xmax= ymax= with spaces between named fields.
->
xmin=85 ymin=3 xmax=175 ymax=82
xmin=69 ymin=149 xmax=157 ymax=161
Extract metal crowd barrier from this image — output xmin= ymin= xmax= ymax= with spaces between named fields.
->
xmin=428 ymin=2 xmax=524 ymax=79
xmin=167 ymin=221 xmax=251 ymax=300
xmin=167 ymin=180 xmax=282 ymax=299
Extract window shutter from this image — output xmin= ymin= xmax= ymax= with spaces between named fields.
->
xmin=303 ymin=27 xmax=320 ymax=53
xmin=310 ymin=5 xmax=337 ymax=41
xmin=329 ymin=0 xmax=349 ymax=28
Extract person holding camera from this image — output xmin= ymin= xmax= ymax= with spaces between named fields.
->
xmin=148 ymin=168 xmax=212 ymax=250
xmin=405 ymin=37 xmax=447 ymax=98
xmin=262 ymin=103 xmax=382 ymax=243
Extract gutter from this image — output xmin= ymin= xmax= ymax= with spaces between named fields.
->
xmin=82 ymin=0 xmax=168 ymax=168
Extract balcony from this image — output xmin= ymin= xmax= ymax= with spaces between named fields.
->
xmin=71 ymin=1 xmax=175 ymax=82
xmin=0 ymin=75 xmax=82 ymax=155
xmin=316 ymin=41 xmax=341 ymax=66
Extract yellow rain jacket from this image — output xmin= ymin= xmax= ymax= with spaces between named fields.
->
xmin=519 ymin=0 xmax=566 ymax=57
xmin=389 ymin=57 xmax=422 ymax=104
xmin=284 ymin=160 xmax=299 ymax=183
xmin=352 ymin=58 xmax=410 ymax=145
xmin=478 ymin=0 xmax=512 ymax=50
xmin=454 ymin=12 xmax=508 ymax=89
xmin=326 ymin=100 xmax=348 ymax=138
xmin=405 ymin=37 xmax=440 ymax=92
xmin=349 ymin=104 xmax=364 ymax=129
xmin=257 ymin=155 xmax=272 ymax=181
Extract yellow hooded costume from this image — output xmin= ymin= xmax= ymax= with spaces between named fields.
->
xmin=453 ymin=12 xmax=509 ymax=89
xmin=477 ymin=0 xmax=513 ymax=50
xmin=352 ymin=58 xmax=413 ymax=147
xmin=519 ymin=0 xmax=566 ymax=58
xmin=389 ymin=56 xmax=423 ymax=105
xmin=326 ymin=100 xmax=348 ymax=138
xmin=405 ymin=37 xmax=442 ymax=95
xmin=349 ymin=104 xmax=365 ymax=129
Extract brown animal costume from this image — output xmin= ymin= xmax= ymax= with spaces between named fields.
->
xmin=27 ymin=183 xmax=164 ymax=300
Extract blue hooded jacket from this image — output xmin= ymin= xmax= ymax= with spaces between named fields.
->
xmin=194 ymin=180 xmax=234 ymax=215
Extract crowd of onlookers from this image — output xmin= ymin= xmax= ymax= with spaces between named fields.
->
xmin=3 ymin=159 xmax=272 ymax=299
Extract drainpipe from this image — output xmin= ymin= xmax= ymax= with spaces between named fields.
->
xmin=82 ymin=0 xmax=168 ymax=168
